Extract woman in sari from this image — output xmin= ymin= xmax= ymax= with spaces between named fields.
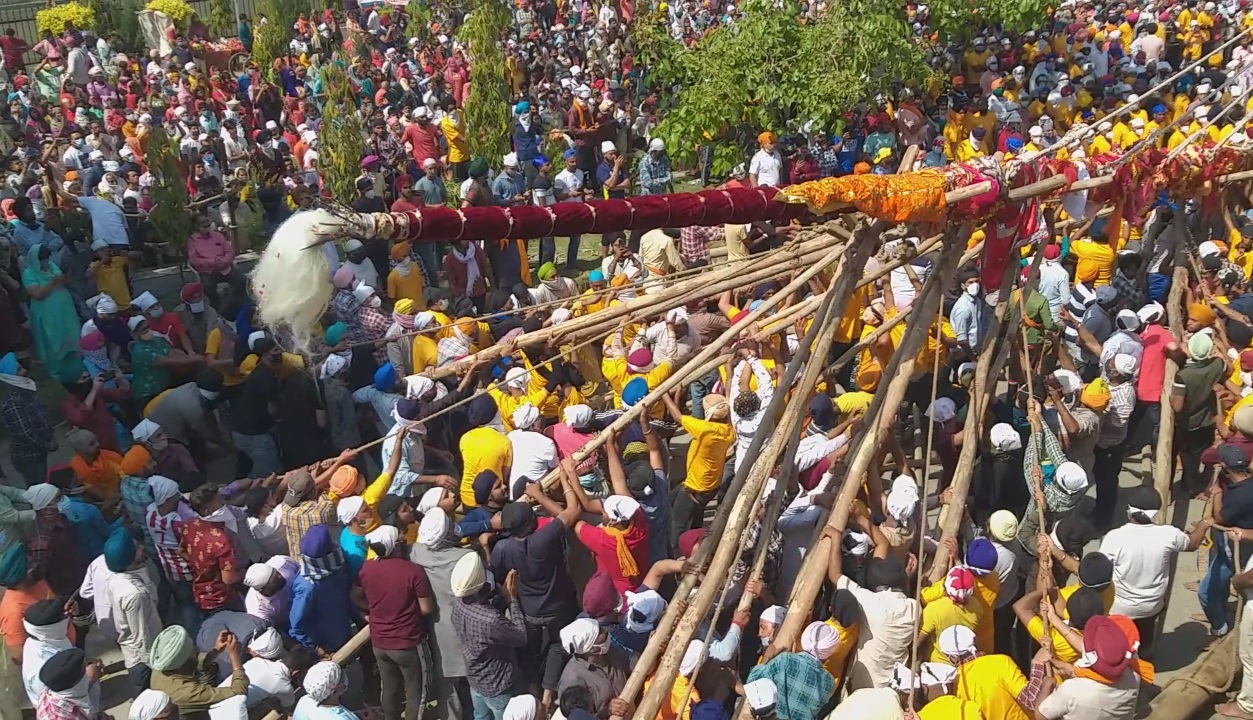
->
xmin=21 ymin=244 xmax=80 ymax=380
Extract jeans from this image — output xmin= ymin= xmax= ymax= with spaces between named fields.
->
xmin=199 ymin=266 xmax=248 ymax=311
xmin=127 ymin=663 xmax=151 ymax=691
xmin=1177 ymin=425 xmax=1216 ymax=494
xmin=10 ymin=454 xmax=47 ymax=487
xmin=376 ymin=643 xmax=433 ymax=720
xmin=232 ymin=431 xmax=281 ymax=477
xmin=1091 ymin=442 xmax=1127 ymax=526
xmin=670 ymin=486 xmax=716 ymax=554
xmin=469 ymin=688 xmax=513 ymax=720
xmin=1200 ymin=533 xmax=1235 ymax=634
xmin=688 ymin=370 xmax=719 ymax=420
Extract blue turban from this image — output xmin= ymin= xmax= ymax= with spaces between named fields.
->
xmin=515 ymin=101 xmax=531 ymax=114
xmin=468 ymin=393 xmax=499 ymax=427
xmin=299 ymin=524 xmax=334 ymax=558
xmin=588 ymin=270 xmax=605 ymax=283
xmin=0 ymin=352 xmax=17 ymax=376
xmin=103 ymin=527 xmax=136 ymax=572
xmin=1006 ymin=137 xmax=1024 ymax=152
xmin=622 ymin=377 xmax=649 ymax=407
xmin=474 ymin=470 xmax=499 ymax=506
xmin=965 ymin=538 xmax=998 ymax=573
xmin=1152 ymin=103 xmax=1167 ymax=114
xmin=0 ymin=543 xmax=28 ymax=587
xmin=325 ymin=322 xmax=348 ymax=346
xmin=563 ymin=148 xmax=578 ymax=160
xmin=374 ymin=363 xmax=397 ymax=391
xmin=532 ymin=155 xmax=550 ymax=169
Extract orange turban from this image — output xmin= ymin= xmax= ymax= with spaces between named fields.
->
xmin=1107 ymin=615 xmax=1155 ymax=683
xmin=330 ymin=466 xmax=364 ymax=497
xmin=120 ymin=445 xmax=151 ymax=476
xmin=758 ymin=131 xmax=777 ymax=145
xmin=611 ymin=274 xmax=629 ymax=288
xmin=1188 ymin=302 xmax=1217 ymax=326
xmin=456 ymin=317 xmax=477 ymax=336
xmin=391 ymin=242 xmax=412 ymax=261
xmin=853 ymin=162 xmax=872 ymax=175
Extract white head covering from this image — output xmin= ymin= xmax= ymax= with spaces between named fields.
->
xmin=563 ymin=404 xmax=593 ymax=429
xmin=925 ymin=397 xmax=956 ymax=423
xmin=1137 ymin=302 xmax=1165 ymax=324
xmin=937 ymin=625 xmax=977 ymax=658
xmin=450 ymin=552 xmax=486 ymax=597
xmin=600 ymin=140 xmax=617 ymax=154
xmin=321 ymin=354 xmax=349 ymax=379
xmin=132 ymin=419 xmax=161 ymax=442
xmin=417 ymin=487 xmax=447 ymax=514
xmin=23 ymin=484 xmax=59 ymax=511
xmin=503 ymin=153 xmax=520 ymax=168
xmin=133 ymin=291 xmax=159 ymax=312
xmin=989 ymin=423 xmax=1022 ymax=452
xmin=505 ymin=367 xmax=531 ymax=391
xmin=503 ymin=695 xmax=538 ymax=720
xmin=247 ymin=331 xmax=267 ymax=351
xmin=550 ymin=308 xmax=573 ymax=326
xmin=760 ymin=605 xmax=787 ymax=625
xmin=302 ymin=661 xmax=344 ymax=703
xmin=1113 ymin=353 xmax=1139 ymax=376
xmin=365 ymin=525 xmax=400 ymax=556
xmin=243 ymin=563 xmax=276 ymax=589
xmin=418 ymin=508 xmax=451 ymax=548
xmin=603 ymin=495 xmax=641 ymax=523
xmin=129 ymin=691 xmax=171 ymax=720
xmin=679 ymin=640 xmax=705 ymax=677
xmin=800 ymin=621 xmax=840 ymax=660
xmin=336 ymin=496 xmax=366 ymax=525
xmin=886 ymin=475 xmax=919 ymax=523
xmin=352 ymin=284 xmax=376 ymax=304
xmin=247 ymin=628 xmax=284 ymax=659
xmin=623 ymin=588 xmax=666 ymax=633
xmin=512 ymin=403 xmax=541 ymax=430
xmin=1056 ymin=461 xmax=1089 ymax=493
xmin=559 ymin=618 xmax=601 ymax=654
xmin=1051 ymin=368 xmax=1082 ymax=394
xmin=149 ymin=476 xmax=180 ymax=505
xmin=988 ymin=510 xmax=1019 ymax=542
xmin=128 ymin=316 xmax=146 ymax=332
xmin=919 ymin=662 xmax=957 ymax=690
xmin=743 ymin=679 xmax=778 ymax=714
xmin=95 ymin=294 xmax=119 ymax=314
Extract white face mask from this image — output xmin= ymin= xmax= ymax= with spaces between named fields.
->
xmin=965 ymin=282 xmax=980 ymax=296
xmin=367 ymin=295 xmax=383 ymax=309
xmin=149 ymin=307 xmax=164 ymax=318
xmin=188 ymin=300 xmax=205 ymax=313
xmin=149 ymin=437 xmax=169 ymax=452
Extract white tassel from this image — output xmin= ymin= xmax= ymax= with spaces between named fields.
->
xmin=249 ymin=209 xmax=339 ymax=353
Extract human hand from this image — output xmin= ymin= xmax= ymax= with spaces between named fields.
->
xmin=214 ymin=629 xmax=232 ymax=651
xmin=337 ymin=447 xmax=358 ymax=463
xmin=503 ymin=568 xmax=519 ymax=601
xmin=732 ymin=605 xmax=751 ymax=628
xmin=607 ymin=699 xmax=631 ymax=718
xmin=744 ymin=578 xmax=763 ymax=598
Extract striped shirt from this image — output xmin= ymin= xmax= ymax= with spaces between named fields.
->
xmin=145 ymin=507 xmax=192 ymax=582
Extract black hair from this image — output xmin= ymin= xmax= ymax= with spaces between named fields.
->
xmin=242 ymin=486 xmax=270 ymax=518
xmin=188 ymin=483 xmax=222 ymax=515
xmin=559 ymin=685 xmax=596 ymax=718
xmin=48 ymin=466 xmax=77 ymax=491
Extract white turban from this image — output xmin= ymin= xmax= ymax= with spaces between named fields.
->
xmin=149 ymin=476 xmax=180 ymax=505
xmin=1137 ymin=302 xmax=1165 ymax=324
xmin=132 ymin=419 xmax=161 ymax=442
xmin=503 ymin=153 xmax=520 ymax=168
xmin=337 ymin=496 xmax=366 ymax=525
xmin=414 ymin=312 xmax=435 ymax=330
xmin=1051 ymin=369 xmax=1082 ymax=394
xmin=302 ymin=661 xmax=344 ymax=702
xmin=760 ymin=605 xmax=787 ymax=625
xmin=505 ymin=367 xmax=531 ymax=391
xmin=133 ymin=291 xmax=159 ymax=312
xmin=450 ymin=552 xmax=486 ymax=597
xmin=504 ymin=695 xmax=538 ymax=720
xmin=352 ymin=284 xmax=376 ymax=304
xmin=129 ymin=690 xmax=171 ymax=720
xmin=95 ymin=294 xmax=118 ymax=314
xmin=925 ymin=397 xmax=956 ymax=423
xmin=679 ymin=640 xmax=705 ymax=677
xmin=560 ymin=617 xmax=601 ymax=654
xmin=550 ymin=308 xmax=572 ymax=326
xmin=603 ymin=495 xmax=641 ymax=524
xmin=800 ymin=621 xmax=840 ymax=660
xmin=1056 ymin=461 xmax=1089 ymax=493
xmin=937 ymin=625 xmax=977 ymax=658
xmin=1113 ymin=353 xmax=1139 ymax=377
xmin=416 ymin=487 xmax=447 ymax=514
xmin=365 ymin=525 xmax=400 ymax=556
xmin=563 ymin=404 xmax=593 ymax=429
xmin=989 ymin=423 xmax=1022 ymax=452
xmin=321 ymin=354 xmax=349 ymax=379
xmin=23 ymin=484 xmax=59 ymax=511
xmin=129 ymin=316 xmax=146 ymax=332
xmin=624 ymin=588 xmax=666 ymax=633
xmin=406 ymin=375 xmax=435 ymax=399
xmin=666 ymin=307 xmax=689 ymax=324
xmin=512 ymin=403 xmax=541 ymax=430
xmin=743 ymin=679 xmax=778 ymax=714
xmin=919 ymin=662 xmax=957 ymax=690
xmin=243 ymin=564 xmax=276 ymax=589
xmin=247 ymin=331 xmax=267 ymax=351
xmin=247 ymin=628 xmax=283 ymax=659
xmin=886 ymin=475 xmax=919 ymax=523
xmin=844 ymin=529 xmax=870 ymax=556
xmin=418 ymin=507 xmax=451 ymax=548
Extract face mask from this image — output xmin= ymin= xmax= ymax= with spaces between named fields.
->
xmin=149 ymin=437 xmax=169 ymax=452
xmin=965 ymin=282 xmax=980 ymax=296
xmin=188 ymin=300 xmax=205 ymax=313
xmin=198 ymin=389 xmax=220 ymax=402
xmin=74 ymin=139 xmax=85 ymax=149
xmin=589 ymin=638 xmax=610 ymax=655
xmin=149 ymin=307 xmax=164 ymax=318
xmin=368 ymin=295 xmax=382 ymax=309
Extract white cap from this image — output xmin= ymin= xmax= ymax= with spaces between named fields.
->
xmin=743 ymin=679 xmax=778 ymax=714
xmin=925 ymin=397 xmax=956 ymax=423
xmin=503 ymin=153 xmax=519 ymax=168
xmin=414 ymin=106 xmax=430 ymax=119
xmin=648 ymin=138 xmax=665 ymax=152
xmin=88 ymin=150 xmax=104 ymax=160
xmin=132 ymin=290 xmax=159 ymax=312
xmin=265 ymin=120 xmax=279 ymax=130
xmin=600 ymin=140 xmax=617 ymax=154
xmin=422 ymin=157 xmax=438 ymax=168
xmin=1199 ymin=240 xmax=1222 ymax=257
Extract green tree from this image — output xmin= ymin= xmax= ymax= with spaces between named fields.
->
xmin=209 ymin=0 xmax=233 ymax=36
xmin=319 ymin=62 xmax=367 ymax=204
xmin=649 ymin=0 xmax=930 ymax=176
xmin=251 ymin=0 xmax=300 ymax=76
xmin=923 ymin=0 xmax=1049 ymax=42
xmin=146 ymin=126 xmax=194 ymax=253
xmin=87 ymin=0 xmax=114 ymax=39
xmin=461 ymin=0 xmax=514 ymax=166
xmin=115 ymin=0 xmax=144 ymax=50
xmin=404 ymin=0 xmax=432 ymax=42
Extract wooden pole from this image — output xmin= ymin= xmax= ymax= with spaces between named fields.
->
xmin=771 ymin=228 xmax=970 ymax=651
xmin=1153 ymin=253 xmax=1189 ymax=508
xmin=1145 ymin=633 xmax=1238 ymax=719
xmin=630 ymin=248 xmax=857 ymax=720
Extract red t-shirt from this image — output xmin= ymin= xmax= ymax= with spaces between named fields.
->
xmin=403 ymin=122 xmax=442 ymax=164
xmin=357 ymin=556 xmax=432 ymax=650
xmin=576 ymin=509 xmax=649 ymax=594
xmin=1136 ymin=324 xmax=1173 ymax=403
xmin=149 ymin=312 xmax=187 ymax=347
xmin=178 ymin=518 xmax=238 ymax=611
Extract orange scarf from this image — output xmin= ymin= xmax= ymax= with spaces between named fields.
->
xmin=1074 ymin=657 xmax=1153 ymax=685
xmin=602 ymin=523 xmax=640 ymax=578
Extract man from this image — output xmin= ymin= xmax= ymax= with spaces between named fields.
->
xmin=950 ymin=268 xmax=988 ymax=355
xmin=59 ymin=186 xmax=130 ymax=247
xmin=104 ymin=527 xmax=161 ymax=691
xmin=637 ymin=139 xmax=673 ymax=195
xmin=149 ymin=626 xmax=249 ymax=715
xmin=749 ymin=132 xmax=783 ymax=187
xmin=359 ymin=525 xmax=435 ymax=720
xmin=451 ymin=553 xmax=528 ymax=719
xmin=492 ymin=153 xmax=529 ymax=207
xmin=231 ymin=336 xmax=283 ymax=477
xmin=0 ymin=30 xmax=29 ymax=75
xmin=403 ymin=107 xmax=443 ymax=165
xmin=789 ymin=138 xmax=820 ymax=184
xmin=747 ymin=622 xmax=837 ymax=720
xmin=638 ymin=228 xmax=685 ymax=277
xmin=1175 ymin=332 xmax=1229 ymax=497
xmin=567 ymin=87 xmax=601 ymax=186
xmin=290 ymin=524 xmax=354 ymax=656
xmin=1036 ymin=617 xmax=1138 ymax=720
xmin=179 ymin=484 xmax=243 ymax=615
xmin=143 ymin=370 xmax=226 ymax=455
xmin=556 ymin=618 xmax=633 ymax=712
xmin=1092 ymin=354 xmax=1139 ymax=527
xmin=0 ymin=356 xmax=56 ymax=485
xmin=411 ymin=508 xmax=476 ymax=720
xmin=512 ymin=101 xmax=544 ymax=181
xmin=554 ymin=149 xmax=589 ymax=271
xmin=186 ymin=213 xmax=242 ymax=310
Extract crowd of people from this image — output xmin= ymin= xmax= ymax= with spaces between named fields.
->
xmin=3 ymin=0 xmax=1253 ymax=719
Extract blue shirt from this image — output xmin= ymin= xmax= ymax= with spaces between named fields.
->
xmin=597 ymin=161 xmax=627 ymax=199
xmin=57 ymin=495 xmax=123 ymax=560
xmin=339 ymin=526 xmax=368 ymax=578
xmin=836 ymin=133 xmax=862 ymax=174
xmin=491 ymin=170 xmax=527 ymax=206
xmin=289 ymin=572 xmax=354 ymax=652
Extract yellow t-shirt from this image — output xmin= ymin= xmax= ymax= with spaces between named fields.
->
xmin=441 ymin=114 xmax=470 ymax=164
xmin=411 ymin=335 xmax=439 ymax=374
xmin=821 ymin=618 xmax=858 ymax=683
xmin=955 ymin=654 xmax=1031 ymax=720
xmin=1227 ymin=391 xmax=1253 ymax=425
xmin=92 ymin=256 xmax=131 ymax=307
xmin=205 ymin=327 xmax=245 ymax=387
xmin=459 ymin=426 xmax=512 ymax=508
xmin=835 ymin=286 xmax=869 ymax=343
xmin=920 ymin=597 xmax=985 ymax=662
xmin=678 ymin=415 xmax=735 ymax=493
xmin=602 ymin=356 xmax=672 ymax=418
xmin=1026 ymin=616 xmax=1082 ymax=663
xmin=388 ymin=268 xmax=426 ymax=307
xmin=922 ymin=574 xmax=1000 ymax=653
xmin=918 ymin=696 xmax=984 ymax=720
xmin=835 ymin=391 xmax=874 ymax=416
xmin=488 ymin=384 xmax=552 ymax=432
xmin=1070 ymin=240 xmax=1115 ymax=286
xmin=1057 ymin=583 xmax=1115 ymax=616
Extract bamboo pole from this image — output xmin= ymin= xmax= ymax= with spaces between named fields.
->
xmin=630 ymin=249 xmax=856 ymax=720
xmin=1145 ymin=632 xmax=1238 ymax=719
xmin=771 ymin=228 xmax=970 ymax=652
xmin=1153 ymin=255 xmax=1189 ymax=508
xmin=611 ymin=223 xmax=883 ymax=719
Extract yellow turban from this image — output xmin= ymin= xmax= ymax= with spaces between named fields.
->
xmin=1080 ymin=378 xmax=1111 ymax=411
xmin=457 ymin=317 xmax=476 ymax=336
xmin=1188 ymin=302 xmax=1217 ymax=326
xmin=395 ymin=298 xmax=416 ymax=315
